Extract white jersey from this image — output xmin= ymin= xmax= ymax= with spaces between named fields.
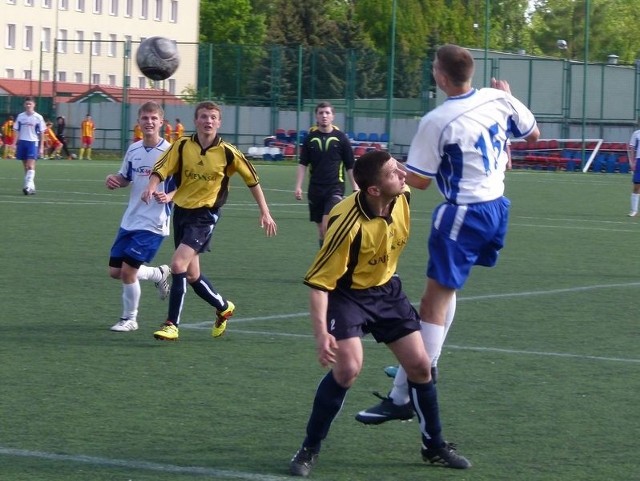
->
xmin=14 ymin=111 xmax=46 ymax=142
xmin=118 ymin=139 xmax=173 ymax=235
xmin=628 ymin=129 xmax=640 ymax=159
xmin=406 ymin=87 xmax=537 ymax=205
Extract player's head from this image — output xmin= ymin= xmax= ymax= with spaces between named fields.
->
xmin=176 ymin=118 xmax=181 ymax=123
xmin=354 ymin=150 xmax=405 ymax=198
xmin=23 ymin=96 xmax=36 ymax=111
xmin=138 ymin=101 xmax=164 ymax=119
xmin=194 ymin=101 xmax=222 ymax=134
xmin=434 ymin=44 xmax=474 ymax=87
xmin=315 ymin=101 xmax=335 ymax=130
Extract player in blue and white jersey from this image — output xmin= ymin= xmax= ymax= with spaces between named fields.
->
xmin=105 ymin=101 xmax=175 ymax=333
xmin=357 ymin=44 xmax=540 ymax=425
xmin=626 ymin=127 xmax=640 ymax=216
xmin=13 ymin=96 xmax=46 ymax=195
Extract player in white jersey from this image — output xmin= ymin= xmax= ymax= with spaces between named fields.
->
xmin=356 ymin=44 xmax=540 ymax=425
xmin=626 ymin=127 xmax=640 ymax=216
xmin=105 ymin=101 xmax=176 ymax=333
xmin=13 ymin=96 xmax=46 ymax=195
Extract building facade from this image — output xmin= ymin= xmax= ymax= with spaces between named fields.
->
xmin=2 ymin=0 xmax=199 ymax=95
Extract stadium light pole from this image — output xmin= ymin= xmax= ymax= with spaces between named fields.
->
xmin=385 ymin=0 xmax=397 ymax=149
xmin=483 ymin=0 xmax=490 ymax=86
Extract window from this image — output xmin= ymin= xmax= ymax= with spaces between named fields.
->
xmin=92 ymin=73 xmax=100 ymax=84
xmin=92 ymin=32 xmax=101 ymax=55
xmin=6 ymin=0 xmax=17 ymax=5
xmin=169 ymin=0 xmax=177 ymax=22
xmin=41 ymin=70 xmax=50 ymax=80
xmin=60 ymin=0 xmax=69 ymax=9
xmin=41 ymin=27 xmax=51 ymax=51
xmin=93 ymin=0 xmax=102 ymax=14
xmin=109 ymin=0 xmax=117 ymax=15
xmin=58 ymin=71 xmax=67 ymax=81
xmin=75 ymin=0 xmax=84 ymax=12
xmin=24 ymin=0 xmax=34 ymax=6
xmin=23 ymin=26 xmax=33 ymax=50
xmin=138 ymin=76 xmax=146 ymax=88
xmin=168 ymin=78 xmax=176 ymax=94
xmin=6 ymin=68 xmax=15 ymax=78
xmin=58 ymin=29 xmax=68 ymax=53
xmin=108 ymin=33 xmax=116 ymax=56
xmin=140 ymin=0 xmax=147 ymax=19
xmin=24 ymin=69 xmax=32 ymax=79
xmin=74 ymin=71 xmax=83 ymax=83
xmin=154 ymin=0 xmax=161 ymax=20
xmin=124 ymin=0 xmax=132 ymax=17
xmin=108 ymin=74 xmax=116 ymax=85
xmin=75 ymin=30 xmax=84 ymax=53
xmin=43 ymin=0 xmax=52 ymax=8
xmin=6 ymin=24 xmax=17 ymax=49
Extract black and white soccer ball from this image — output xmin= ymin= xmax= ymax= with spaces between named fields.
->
xmin=136 ymin=37 xmax=180 ymax=81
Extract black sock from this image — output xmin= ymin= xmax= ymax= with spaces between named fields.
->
xmin=167 ymin=272 xmax=187 ymax=325
xmin=408 ymin=379 xmax=444 ymax=449
xmin=303 ymin=371 xmax=348 ymax=452
xmin=190 ymin=275 xmax=226 ymax=311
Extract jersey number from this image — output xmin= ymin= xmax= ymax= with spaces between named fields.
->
xmin=474 ymin=123 xmax=502 ymax=175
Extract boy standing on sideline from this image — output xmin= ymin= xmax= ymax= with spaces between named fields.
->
xmin=163 ymin=119 xmax=173 ymax=143
xmin=294 ymin=101 xmax=358 ymax=247
xmin=14 ymin=96 xmax=46 ymax=195
xmin=173 ymin=118 xmax=184 ymax=142
xmin=2 ymin=115 xmax=16 ymax=159
xmin=105 ymin=101 xmax=174 ymax=332
xmin=289 ymin=150 xmax=471 ymax=477
xmin=356 ymin=44 xmax=540 ymax=425
xmin=627 ymin=124 xmax=640 ymax=216
xmin=141 ymin=101 xmax=278 ymax=341
xmin=79 ymin=114 xmax=95 ymax=160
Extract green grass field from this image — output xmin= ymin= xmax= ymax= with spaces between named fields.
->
xmin=1 ymin=159 xmax=638 ymax=481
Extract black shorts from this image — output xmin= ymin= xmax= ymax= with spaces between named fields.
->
xmin=326 ymin=275 xmax=421 ymax=344
xmin=173 ymin=205 xmax=221 ymax=253
xmin=307 ymin=183 xmax=345 ymax=223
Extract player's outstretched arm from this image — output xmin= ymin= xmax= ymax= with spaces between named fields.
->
xmin=249 ymin=184 xmax=277 ymax=236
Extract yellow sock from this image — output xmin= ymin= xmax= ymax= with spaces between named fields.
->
xmin=87 ymin=148 xmax=92 ymax=159
xmin=79 ymin=148 xmax=85 ymax=159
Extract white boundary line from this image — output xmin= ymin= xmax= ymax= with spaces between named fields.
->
xmin=0 ymin=447 xmax=291 ymax=481
xmin=182 ymin=282 xmax=640 ymax=365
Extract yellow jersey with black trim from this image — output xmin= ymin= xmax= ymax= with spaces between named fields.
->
xmin=152 ymin=134 xmax=260 ymax=209
xmin=304 ymin=189 xmax=411 ymax=291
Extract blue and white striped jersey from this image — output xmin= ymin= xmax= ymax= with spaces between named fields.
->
xmin=118 ymin=138 xmax=173 ymax=235
xmin=406 ymin=87 xmax=537 ymax=205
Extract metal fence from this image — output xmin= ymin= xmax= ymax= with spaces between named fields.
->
xmin=2 ymin=42 xmax=639 ymax=155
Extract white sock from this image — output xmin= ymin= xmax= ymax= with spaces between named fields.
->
xmin=137 ymin=265 xmax=161 ymax=282
xmin=631 ymin=193 xmax=639 ymax=212
xmin=389 ymin=293 xmax=457 ymax=406
xmin=122 ymin=281 xmax=140 ymax=320
xmin=432 ymin=292 xmax=456 ymax=367
xmin=24 ymin=170 xmax=35 ymax=188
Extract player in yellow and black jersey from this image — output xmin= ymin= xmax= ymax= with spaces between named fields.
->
xmin=289 ymin=150 xmax=470 ymax=477
xmin=142 ymin=101 xmax=278 ymax=341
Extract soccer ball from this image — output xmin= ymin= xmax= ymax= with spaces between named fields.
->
xmin=70 ymin=153 xmax=77 ymax=159
xmin=136 ymin=37 xmax=180 ymax=81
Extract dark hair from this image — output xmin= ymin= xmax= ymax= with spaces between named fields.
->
xmin=315 ymin=101 xmax=334 ymax=114
xmin=353 ymin=150 xmax=392 ymax=190
xmin=194 ymin=101 xmax=221 ymax=119
xmin=24 ymin=96 xmax=35 ymax=102
xmin=436 ymin=44 xmax=474 ymax=86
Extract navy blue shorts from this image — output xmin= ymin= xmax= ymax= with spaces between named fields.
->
xmin=173 ymin=205 xmax=221 ymax=253
xmin=326 ymin=275 xmax=421 ymax=344
xmin=16 ymin=140 xmax=38 ymax=161
xmin=307 ymin=183 xmax=345 ymax=223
